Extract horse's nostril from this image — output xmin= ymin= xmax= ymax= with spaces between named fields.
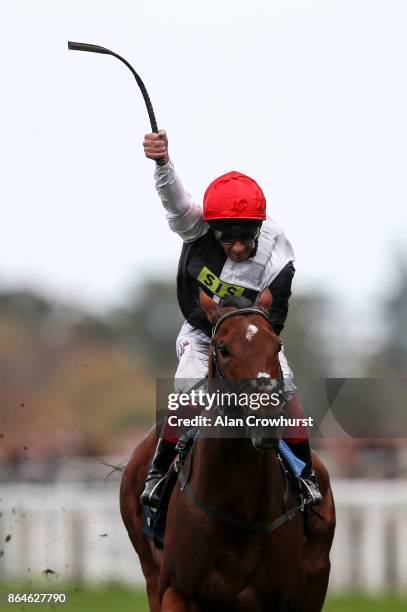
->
xmin=252 ymin=373 xmax=276 ymax=390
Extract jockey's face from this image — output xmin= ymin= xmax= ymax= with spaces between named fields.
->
xmin=209 ymin=220 xmax=261 ymax=263
xmin=221 ymin=240 xmax=256 ymax=262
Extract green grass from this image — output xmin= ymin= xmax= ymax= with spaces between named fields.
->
xmin=1 ymin=584 xmax=407 ymax=611
xmin=324 ymin=594 xmax=407 ymax=611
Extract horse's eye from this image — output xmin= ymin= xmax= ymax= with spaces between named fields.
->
xmin=218 ymin=344 xmax=230 ymax=358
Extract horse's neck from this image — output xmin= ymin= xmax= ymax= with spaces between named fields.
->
xmin=192 ymin=437 xmax=283 ymax=520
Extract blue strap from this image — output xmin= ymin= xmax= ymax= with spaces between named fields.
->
xmin=278 ymin=440 xmax=306 ymax=479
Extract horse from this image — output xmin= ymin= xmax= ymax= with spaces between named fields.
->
xmin=120 ymin=289 xmax=335 ymax=611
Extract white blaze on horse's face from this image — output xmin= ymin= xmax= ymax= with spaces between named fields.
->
xmin=245 ymin=323 xmax=258 ymax=342
xmin=252 ymin=372 xmax=277 ymax=391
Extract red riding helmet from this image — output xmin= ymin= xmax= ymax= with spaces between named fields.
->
xmin=203 ymin=171 xmax=266 ymax=221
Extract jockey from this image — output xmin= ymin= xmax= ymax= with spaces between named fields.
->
xmin=140 ymin=130 xmax=323 ymax=509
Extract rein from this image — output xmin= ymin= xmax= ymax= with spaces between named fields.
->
xmin=176 ymin=445 xmax=304 ymax=533
xmin=176 ymin=306 xmax=304 ymax=534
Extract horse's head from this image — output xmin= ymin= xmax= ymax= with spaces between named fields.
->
xmin=199 ymin=288 xmax=281 ymax=381
xmin=199 ymin=288 xmax=284 ymax=450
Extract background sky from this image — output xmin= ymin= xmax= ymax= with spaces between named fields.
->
xmin=1 ymin=0 xmax=406 ymax=329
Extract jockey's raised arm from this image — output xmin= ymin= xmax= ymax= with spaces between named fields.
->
xmin=144 ymin=130 xmax=207 ymax=242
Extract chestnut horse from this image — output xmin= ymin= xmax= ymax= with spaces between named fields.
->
xmin=120 ymin=289 xmax=335 ymax=611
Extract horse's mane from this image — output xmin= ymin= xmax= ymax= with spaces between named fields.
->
xmin=188 ymin=294 xmax=259 ymax=337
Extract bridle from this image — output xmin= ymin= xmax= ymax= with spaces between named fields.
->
xmin=212 ymin=307 xmax=271 ymax=338
xmin=211 ymin=307 xmax=286 ymax=403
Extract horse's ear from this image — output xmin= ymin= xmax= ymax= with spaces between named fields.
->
xmin=257 ymin=288 xmax=273 ymax=312
xmin=199 ymin=289 xmax=218 ymax=323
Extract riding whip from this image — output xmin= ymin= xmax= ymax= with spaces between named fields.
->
xmin=67 ymin=41 xmax=159 ymax=133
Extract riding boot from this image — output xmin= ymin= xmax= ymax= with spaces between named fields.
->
xmin=288 ymin=439 xmax=323 ymax=507
xmin=140 ymin=438 xmax=177 ymax=509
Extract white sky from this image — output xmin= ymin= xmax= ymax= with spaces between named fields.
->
xmin=1 ymin=0 xmax=406 ymax=320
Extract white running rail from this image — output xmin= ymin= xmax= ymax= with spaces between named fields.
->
xmin=1 ymin=480 xmax=407 ymax=593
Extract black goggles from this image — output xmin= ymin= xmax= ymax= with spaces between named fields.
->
xmin=214 ymin=227 xmax=261 ymax=244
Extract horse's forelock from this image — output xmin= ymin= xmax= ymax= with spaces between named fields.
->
xmin=212 ymin=296 xmax=271 ymax=327
xmin=218 ymin=295 xmax=252 ymax=309
xmin=219 ymin=296 xmax=270 ymax=317
xmin=190 ymin=295 xmax=270 ymax=336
